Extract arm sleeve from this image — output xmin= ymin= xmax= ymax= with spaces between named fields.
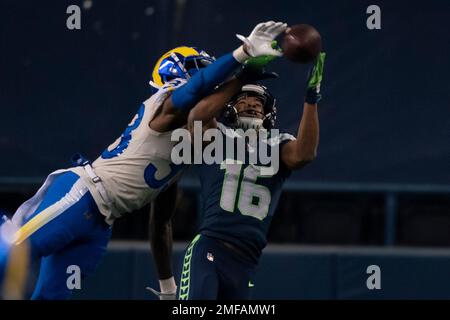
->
xmin=171 ymin=53 xmax=241 ymax=111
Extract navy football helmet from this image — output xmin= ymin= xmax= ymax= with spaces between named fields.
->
xmin=222 ymin=84 xmax=277 ymax=130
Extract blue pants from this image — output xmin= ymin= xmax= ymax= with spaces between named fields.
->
xmin=178 ymin=234 xmax=256 ymax=300
xmin=1 ymin=171 xmax=112 ymax=299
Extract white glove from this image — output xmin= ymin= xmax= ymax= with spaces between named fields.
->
xmin=236 ymin=21 xmax=287 ymax=57
xmin=145 ymin=286 xmax=177 ymax=300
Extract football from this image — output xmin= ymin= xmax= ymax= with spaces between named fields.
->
xmin=281 ymin=24 xmax=322 ymax=64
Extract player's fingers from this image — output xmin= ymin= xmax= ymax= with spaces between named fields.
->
xmin=313 ymin=52 xmax=325 ymax=69
xmin=236 ymin=34 xmax=253 ymax=52
xmin=269 ymin=23 xmax=288 ymax=38
xmin=279 ymin=23 xmax=289 ymax=34
xmin=316 ymin=52 xmax=326 ymax=75
xmin=236 ymin=34 xmax=246 ymax=41
xmin=250 ymin=22 xmax=266 ymax=35
xmin=236 ymin=34 xmax=250 ymax=44
xmin=266 ymin=22 xmax=285 ymax=34
xmin=258 ymin=21 xmax=275 ymax=33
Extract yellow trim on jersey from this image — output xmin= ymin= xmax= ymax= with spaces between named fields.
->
xmin=151 ymin=46 xmax=200 ymax=87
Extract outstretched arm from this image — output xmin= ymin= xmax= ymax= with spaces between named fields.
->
xmin=187 ymin=77 xmax=243 ymax=133
xmin=281 ymin=53 xmax=326 ymax=170
xmin=187 ymin=54 xmax=281 ymax=136
xmin=150 ymin=21 xmax=286 ymax=132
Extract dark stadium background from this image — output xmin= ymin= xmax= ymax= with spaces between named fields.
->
xmin=0 ymin=0 xmax=449 ymax=299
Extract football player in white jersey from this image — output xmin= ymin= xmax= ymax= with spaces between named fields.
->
xmin=0 ymin=21 xmax=287 ymax=299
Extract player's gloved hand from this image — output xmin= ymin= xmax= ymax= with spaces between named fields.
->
xmin=244 ymin=40 xmax=281 ymax=68
xmin=305 ymin=52 xmax=326 ymax=104
xmin=236 ymin=41 xmax=280 ymax=83
xmin=236 ymin=21 xmax=287 ymax=58
xmin=146 ymin=286 xmax=177 ymax=300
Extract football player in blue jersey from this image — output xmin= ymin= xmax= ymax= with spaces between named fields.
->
xmin=177 ymin=52 xmax=326 ymax=300
xmin=0 ymin=21 xmax=287 ymax=299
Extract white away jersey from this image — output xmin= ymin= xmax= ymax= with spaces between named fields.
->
xmin=71 ymin=79 xmax=187 ymax=224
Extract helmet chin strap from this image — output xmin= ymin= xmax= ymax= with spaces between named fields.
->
xmin=236 ymin=116 xmax=263 ymax=130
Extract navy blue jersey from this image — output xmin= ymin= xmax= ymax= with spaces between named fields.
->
xmin=196 ymin=122 xmax=295 ymax=263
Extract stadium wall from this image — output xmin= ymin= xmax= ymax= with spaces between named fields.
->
xmin=70 ymin=242 xmax=450 ymax=300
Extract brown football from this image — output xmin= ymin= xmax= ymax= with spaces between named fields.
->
xmin=282 ymin=24 xmax=322 ymax=64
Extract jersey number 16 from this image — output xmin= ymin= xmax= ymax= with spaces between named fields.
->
xmin=219 ymin=161 xmax=273 ymax=221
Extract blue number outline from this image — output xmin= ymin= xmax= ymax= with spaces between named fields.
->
xmin=101 ymin=104 xmax=145 ymax=159
xmin=144 ymin=163 xmax=184 ymax=189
